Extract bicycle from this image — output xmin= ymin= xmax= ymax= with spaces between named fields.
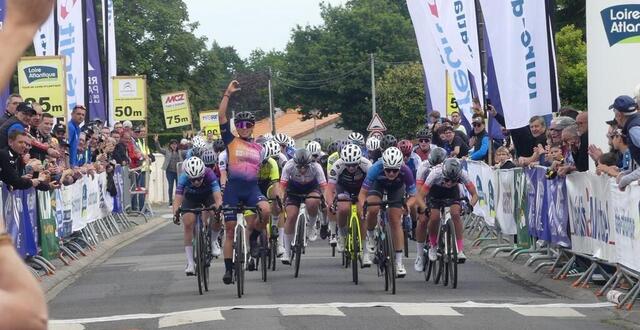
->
xmin=336 ymin=195 xmax=363 ymax=285
xmin=286 ymin=193 xmax=323 ymax=278
xmin=177 ymin=205 xmax=218 ymax=295
xmin=220 ymin=203 xmax=259 ymax=298
xmin=422 ymin=197 xmax=469 ymax=289
xmin=365 ymin=198 xmax=404 ymax=295
xmin=266 ymin=197 xmax=283 ymax=274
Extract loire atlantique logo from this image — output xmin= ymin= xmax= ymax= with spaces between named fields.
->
xmin=601 ymin=4 xmax=640 ymax=46
xmin=23 ymin=66 xmax=58 ymax=84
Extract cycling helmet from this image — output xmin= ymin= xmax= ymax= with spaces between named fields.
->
xmin=381 ymin=134 xmax=397 ymax=151
xmin=306 ymin=141 xmax=322 ymax=156
xmin=183 ymin=156 xmax=206 ymax=179
xmin=201 ymin=149 xmax=217 ymax=166
xmin=263 ymin=140 xmax=281 ymax=159
xmin=340 ymin=144 xmax=362 ymax=164
xmin=192 ymin=138 xmax=207 ymax=150
xmin=366 ymin=137 xmax=380 ymax=151
xmin=274 ymin=133 xmax=288 ymax=146
xmin=192 ymin=135 xmax=205 ymax=145
xmin=382 ymin=147 xmax=404 ymax=169
xmin=327 ymin=141 xmax=339 ymax=155
xmin=287 ymin=136 xmax=295 ymax=148
xmin=263 ymin=133 xmax=274 ymax=141
xmin=293 ymin=148 xmax=312 ymax=166
xmin=347 ymin=132 xmax=365 ymax=145
xmin=442 ymin=158 xmax=462 ymax=181
xmin=235 ymin=111 xmax=255 ymax=123
xmin=212 ymin=139 xmax=225 ymax=153
xmin=397 ymin=140 xmax=413 ymax=157
xmin=428 ymin=147 xmax=447 ymax=166
xmin=416 ymin=127 xmax=433 ymax=140
xmin=313 ymin=137 xmax=323 ymax=144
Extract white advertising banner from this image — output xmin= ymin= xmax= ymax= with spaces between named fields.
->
xmin=33 ymin=9 xmax=56 ymax=56
xmin=68 ymin=173 xmax=114 ymax=232
xmin=496 ymin=170 xmax=518 ymax=235
xmin=103 ymin=0 xmax=117 ymax=125
xmin=587 ymin=0 xmax=640 ymax=163
xmin=610 ymin=182 xmax=640 ymax=272
xmin=466 ymin=161 xmax=497 ymax=227
xmin=57 ymin=0 xmax=86 ymax=113
xmin=478 ymin=0 xmax=554 ymax=129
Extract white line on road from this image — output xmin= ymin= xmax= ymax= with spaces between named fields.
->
xmin=279 ymin=306 xmax=345 ymax=316
xmin=391 ymin=305 xmax=462 ymax=316
xmin=509 ymin=307 xmax=585 ymax=317
xmin=48 ymin=301 xmax=613 ymax=325
xmin=158 ymin=310 xmax=225 ymax=328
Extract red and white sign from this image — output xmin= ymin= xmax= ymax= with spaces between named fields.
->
xmin=367 ymin=113 xmax=387 ymax=132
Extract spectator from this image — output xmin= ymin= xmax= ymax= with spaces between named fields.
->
xmin=53 ymin=123 xmax=66 ymax=142
xmin=559 ymin=106 xmax=580 ymax=120
xmin=450 ymin=111 xmax=467 ymax=135
xmin=154 ymin=134 xmax=181 ymax=206
xmin=113 ymin=131 xmax=131 ymax=165
xmin=428 ymin=111 xmax=441 ymax=125
xmin=113 ymin=121 xmax=124 ymax=134
xmin=68 ymin=105 xmax=86 ymax=168
xmin=76 ymin=133 xmax=91 ymax=166
xmin=493 ymin=146 xmax=516 ymax=169
xmin=471 ymin=97 xmax=485 ymax=117
xmin=489 ymin=105 xmax=547 ymax=165
xmin=438 ymin=125 xmax=468 ymax=158
xmin=468 ymin=115 xmax=489 ymax=162
xmin=0 ymin=130 xmax=56 ymax=191
xmin=0 ymin=102 xmax=36 ymax=149
xmin=0 ymin=93 xmax=22 ymax=126
xmin=549 ymin=116 xmax=576 ymax=145
xmin=29 ymin=109 xmax=60 ymax=161
xmin=559 ymin=125 xmax=588 ymax=174
xmin=545 ymin=143 xmax=565 ymax=179
xmin=611 ymin=95 xmax=640 ymax=190
xmin=597 ymin=152 xmax=622 ymax=178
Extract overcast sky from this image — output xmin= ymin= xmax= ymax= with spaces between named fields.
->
xmin=184 ymin=0 xmax=348 ymax=59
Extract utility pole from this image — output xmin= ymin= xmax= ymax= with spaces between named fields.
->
xmin=268 ymin=67 xmax=276 ymax=135
xmin=371 ymin=53 xmax=376 ymax=116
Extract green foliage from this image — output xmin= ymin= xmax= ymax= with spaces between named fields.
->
xmin=555 ymin=24 xmax=587 ymax=110
xmin=376 ymin=63 xmax=426 ymax=139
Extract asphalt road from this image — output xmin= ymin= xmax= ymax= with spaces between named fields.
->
xmin=48 ymin=212 xmax=623 ymax=330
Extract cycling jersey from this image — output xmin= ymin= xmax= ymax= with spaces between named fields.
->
xmin=280 ymin=159 xmax=327 ymax=192
xmin=415 ymin=160 xmax=434 ymax=186
xmin=368 ymin=149 xmax=382 ymax=163
xmin=413 ymin=144 xmax=437 ymax=161
xmin=405 ymin=152 xmax=422 ymax=178
xmin=422 ymin=166 xmax=474 ymax=203
xmin=276 ymin=152 xmax=288 ymax=170
xmin=220 ymin=122 xmax=262 ymax=181
xmin=363 ymin=161 xmax=417 ymax=196
xmin=258 ymin=157 xmax=280 ymax=195
xmin=175 ymin=167 xmax=221 ymax=196
xmin=326 ymin=152 xmax=340 ymax=174
xmin=218 ymin=150 xmax=228 ymax=171
xmin=328 ymin=158 xmax=371 ymax=194
xmin=285 ymin=146 xmax=295 ymax=159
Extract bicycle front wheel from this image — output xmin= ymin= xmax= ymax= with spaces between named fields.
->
xmin=352 ymin=222 xmax=360 ymax=285
xmin=202 ymin=228 xmax=211 ymax=292
xmin=294 ymin=213 xmax=306 ymax=278
xmin=384 ymin=223 xmax=396 ymax=294
xmin=448 ymin=221 xmax=458 ymax=289
xmin=234 ymin=226 xmax=244 ymax=298
xmin=194 ymin=219 xmax=204 ymax=295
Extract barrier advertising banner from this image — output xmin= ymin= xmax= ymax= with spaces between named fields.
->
xmin=478 ymin=0 xmax=556 ymax=129
xmin=587 ymin=0 xmax=640 ymax=164
xmin=17 ymin=56 xmax=67 ymax=118
xmin=524 ymin=167 xmax=549 ymax=240
xmin=161 ymin=91 xmax=192 ymax=129
xmin=112 ymin=76 xmax=147 ymax=121
xmin=610 ymin=183 xmax=640 ymax=272
xmin=546 ymin=176 xmax=571 ymax=247
xmin=38 ymin=190 xmax=59 ymax=260
xmin=199 ymin=111 xmax=221 ymax=139
xmin=513 ymin=168 xmax=531 ymax=248
xmin=496 ymin=170 xmax=518 ymax=235
xmin=57 ymin=0 xmax=86 ymax=114
xmin=466 ymin=161 xmax=497 ymax=226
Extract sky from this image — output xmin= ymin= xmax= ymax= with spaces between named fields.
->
xmin=184 ymin=0 xmax=348 ymax=59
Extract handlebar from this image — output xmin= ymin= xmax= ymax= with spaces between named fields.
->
xmin=220 ymin=205 xmax=258 ymax=213
xmin=177 ymin=206 xmax=219 ymax=214
xmin=286 ymin=193 xmax=323 ymax=200
xmin=363 ymin=199 xmax=405 ymax=208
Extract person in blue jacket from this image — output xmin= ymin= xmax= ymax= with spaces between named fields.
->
xmin=469 ymin=115 xmax=490 ymax=162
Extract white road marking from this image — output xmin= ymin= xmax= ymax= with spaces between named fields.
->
xmin=509 ymin=307 xmax=585 ymax=317
xmin=158 ymin=310 xmax=224 ymax=328
xmin=48 ymin=323 xmax=85 ymax=330
xmin=391 ymin=305 xmax=462 ymax=316
xmin=279 ymin=306 xmax=345 ymax=316
xmin=49 ymin=301 xmax=613 ymax=325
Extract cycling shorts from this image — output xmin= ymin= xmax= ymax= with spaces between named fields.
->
xmin=426 ymin=185 xmax=462 ymax=209
xmin=181 ymin=194 xmax=215 ymax=213
xmin=336 ymin=184 xmax=359 ymax=201
xmin=285 ymin=187 xmax=322 ymax=207
xmin=223 ymin=179 xmax=267 ymax=221
xmin=367 ymin=181 xmax=405 ymax=209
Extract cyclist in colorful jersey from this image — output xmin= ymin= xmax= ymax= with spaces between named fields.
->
xmin=278 ymin=148 xmax=327 ymax=263
xmin=414 ymin=128 xmax=436 ymax=161
xmin=273 ymin=133 xmax=292 ymax=165
xmin=202 ymin=148 xmax=222 ymax=179
xmin=306 ymin=140 xmax=331 ymax=239
xmin=325 ymin=144 xmax=372 ymax=262
xmin=326 ymin=140 xmax=346 ymax=174
xmin=415 ymin=158 xmax=478 ymax=267
xmin=347 ymin=132 xmax=367 ymax=158
xmin=172 ymin=157 xmax=223 ymax=276
xmin=259 ymin=140 xmax=285 ymax=256
xmin=380 ymin=134 xmax=398 ymax=152
xmin=366 ymin=136 xmax=382 ymax=163
xmin=184 ymin=137 xmax=207 ymax=160
xmin=217 ymin=80 xmax=271 ymax=285
xmin=359 ymin=147 xmax=416 ymax=277
xmin=413 ymin=147 xmax=446 ymax=271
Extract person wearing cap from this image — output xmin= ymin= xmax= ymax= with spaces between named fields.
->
xmin=0 ymin=94 xmax=22 ymax=126
xmin=611 ymin=95 xmax=640 ymax=190
xmin=0 ymin=102 xmax=36 ymax=149
xmin=53 ymin=123 xmax=66 ymax=141
xmin=468 ymin=115 xmax=489 ymax=162
xmin=154 ymin=134 xmax=181 ymax=206
xmin=68 ymin=105 xmax=86 ymax=168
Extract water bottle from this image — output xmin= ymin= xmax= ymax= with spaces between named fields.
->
xmin=607 ymin=290 xmax=625 ymax=304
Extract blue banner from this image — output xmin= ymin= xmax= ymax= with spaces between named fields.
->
xmin=546 ymin=177 xmax=571 ymax=247
xmin=484 ymin=28 xmax=506 ymax=140
xmin=0 ymin=0 xmax=10 ymax=115
xmin=86 ymin=0 xmax=106 ymax=121
xmin=3 ymin=186 xmax=39 ymax=257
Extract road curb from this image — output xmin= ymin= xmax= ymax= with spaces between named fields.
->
xmin=43 ymin=216 xmax=171 ymax=301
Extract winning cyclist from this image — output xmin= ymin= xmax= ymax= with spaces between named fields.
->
xmin=415 ymin=158 xmax=478 ymax=265
xmin=359 ymin=147 xmax=416 ymax=277
xmin=325 ymin=144 xmax=372 ymax=263
xmin=172 ymin=157 xmax=223 ymax=276
xmin=279 ymin=148 xmax=327 ymax=264
xmin=217 ymin=80 xmax=271 ymax=285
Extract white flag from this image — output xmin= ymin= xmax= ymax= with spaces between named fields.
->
xmin=102 ymin=0 xmax=117 ymax=125
xmin=34 ymin=9 xmax=56 ymax=56
xmin=57 ymin=0 xmax=86 ymax=113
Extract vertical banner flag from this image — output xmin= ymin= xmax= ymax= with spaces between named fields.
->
xmin=86 ymin=0 xmax=106 ymax=121
xmin=0 ymin=0 xmax=10 ymax=113
xmin=112 ymin=76 xmax=147 ymax=122
xmin=103 ymin=0 xmax=117 ymax=125
xmin=587 ymin=0 xmax=640 ymax=160
xmin=161 ymin=91 xmax=192 ymax=129
xmin=17 ymin=56 xmax=68 ymax=118
xmin=199 ymin=111 xmax=222 ymax=138
xmin=57 ymin=0 xmax=86 ymax=114
xmin=33 ymin=8 xmax=56 ymax=56
xmin=407 ymin=0 xmax=446 ymax=115
xmin=478 ymin=0 xmax=556 ymax=129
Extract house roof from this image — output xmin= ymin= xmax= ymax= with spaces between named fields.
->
xmin=253 ymin=110 xmax=341 ymax=139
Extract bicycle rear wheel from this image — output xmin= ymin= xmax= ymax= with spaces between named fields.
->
xmin=381 ymin=234 xmax=389 ymax=291
xmin=260 ymin=233 xmax=268 ymax=282
xmin=424 ymin=248 xmax=433 ymax=282
xmin=443 ymin=229 xmax=450 ymax=287
xmin=448 ymin=221 xmax=458 ymax=289
xmin=351 ymin=223 xmax=360 ymax=285
xmin=234 ymin=226 xmax=244 ymax=298
xmin=202 ymin=228 xmax=211 ymax=292
xmin=294 ymin=213 xmax=305 ymax=278
xmin=384 ymin=223 xmax=396 ymax=294
xmin=270 ymin=238 xmax=277 ymax=271
xmin=194 ymin=219 xmax=204 ymax=295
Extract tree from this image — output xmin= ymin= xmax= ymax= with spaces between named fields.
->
xmin=376 ymin=63 xmax=426 ymax=138
xmin=555 ymin=24 xmax=587 ymax=110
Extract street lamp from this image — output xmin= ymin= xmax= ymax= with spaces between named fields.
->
xmin=310 ymin=109 xmax=321 ymax=139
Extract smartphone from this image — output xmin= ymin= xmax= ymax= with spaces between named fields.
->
xmin=486 ymin=98 xmax=492 ymax=106
xmin=25 ymin=165 xmax=34 ymax=175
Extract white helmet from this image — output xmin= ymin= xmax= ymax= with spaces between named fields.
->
xmin=274 ymin=133 xmax=288 ymax=145
xmin=340 ymin=144 xmax=362 ymax=164
xmin=306 ymin=141 xmax=322 ymax=156
xmin=262 ymin=133 xmax=274 ymax=141
xmin=182 ymin=156 xmax=206 ymax=179
xmin=348 ymin=132 xmax=365 ymax=145
xmin=366 ymin=137 xmax=380 ymax=151
xmin=287 ymin=136 xmax=295 ymax=148
xmin=382 ymin=147 xmax=404 ymax=170
xmin=263 ymin=140 xmax=281 ymax=159
xmin=192 ymin=135 xmax=204 ymax=144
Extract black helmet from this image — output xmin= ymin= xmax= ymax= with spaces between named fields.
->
xmin=416 ymin=127 xmax=432 ymax=140
xmin=293 ymin=148 xmax=312 ymax=166
xmin=212 ymin=139 xmax=225 ymax=152
xmin=313 ymin=137 xmax=323 ymax=144
xmin=381 ymin=134 xmax=397 ymax=151
xmin=235 ymin=111 xmax=255 ymax=123
xmin=442 ymin=158 xmax=462 ymax=181
xmin=428 ymin=147 xmax=447 ymax=166
xmin=327 ymin=141 xmax=339 ymax=155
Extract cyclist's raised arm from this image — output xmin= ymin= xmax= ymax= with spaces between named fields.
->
xmin=218 ymin=80 xmax=240 ymax=126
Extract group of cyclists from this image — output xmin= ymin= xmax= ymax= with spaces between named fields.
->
xmin=172 ymin=80 xmax=479 ymax=286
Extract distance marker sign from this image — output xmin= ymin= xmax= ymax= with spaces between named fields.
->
xmin=199 ymin=111 xmax=221 ymax=139
xmin=112 ymin=76 xmax=147 ymax=121
xmin=17 ymin=56 xmax=67 ymax=118
xmin=161 ymin=91 xmax=192 ymax=129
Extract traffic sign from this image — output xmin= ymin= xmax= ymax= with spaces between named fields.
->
xmin=367 ymin=113 xmax=387 ymax=132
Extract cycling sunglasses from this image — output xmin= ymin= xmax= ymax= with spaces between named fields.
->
xmin=235 ymin=121 xmax=255 ymax=129
xmin=419 ymin=139 xmax=430 ymax=143
xmin=296 ymin=164 xmax=309 ymax=170
xmin=345 ymin=163 xmax=358 ymax=168
xmin=384 ymin=168 xmax=399 ymax=174
xmin=472 ymin=123 xmax=483 ymax=127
